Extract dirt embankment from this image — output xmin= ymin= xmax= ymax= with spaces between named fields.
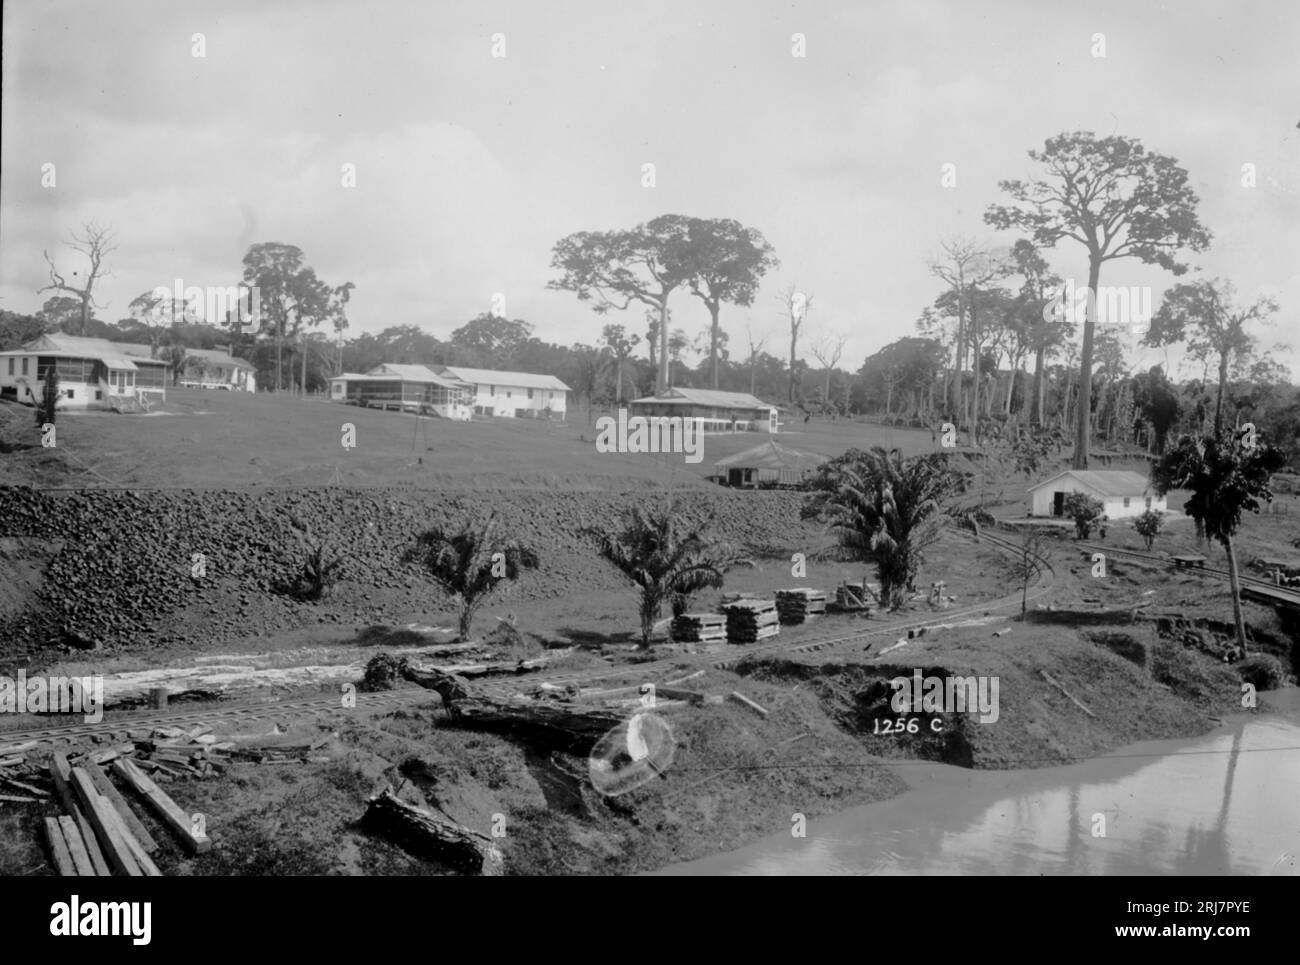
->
xmin=0 ymin=487 xmax=821 ymax=664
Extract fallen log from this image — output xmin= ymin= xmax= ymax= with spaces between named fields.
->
xmin=402 ymin=666 xmax=626 ymax=752
xmin=362 ymin=788 xmax=500 ymax=875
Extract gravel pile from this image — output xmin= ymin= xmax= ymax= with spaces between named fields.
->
xmin=0 ymin=487 xmax=817 ymax=654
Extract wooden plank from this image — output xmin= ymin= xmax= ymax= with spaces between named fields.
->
xmin=727 ymin=691 xmax=770 ymax=718
xmin=43 ymin=817 xmax=77 ymax=876
xmin=1 ymin=776 xmax=48 ymax=796
xmin=49 ymin=754 xmax=111 ymax=876
xmin=57 ymin=815 xmax=97 ymax=876
xmin=113 ymin=759 xmax=211 ymax=854
xmin=96 ymin=797 xmax=162 ymax=876
xmin=0 ymin=794 xmax=41 ymax=803
xmin=83 ymin=761 xmax=159 ymax=854
xmin=69 ymin=767 xmax=141 ymax=876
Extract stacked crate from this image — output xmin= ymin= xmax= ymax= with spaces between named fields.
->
xmin=670 ymin=613 xmax=726 ymax=643
xmin=723 ymin=599 xmax=779 ymax=643
xmin=775 ymin=588 xmax=827 ymax=624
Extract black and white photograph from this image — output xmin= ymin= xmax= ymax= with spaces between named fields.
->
xmin=0 ymin=0 xmax=1297 ymax=913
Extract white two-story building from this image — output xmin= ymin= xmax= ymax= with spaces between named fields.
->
xmin=433 ymin=366 xmax=571 ymax=420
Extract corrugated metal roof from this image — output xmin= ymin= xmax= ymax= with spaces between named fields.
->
xmin=185 ymin=348 xmax=255 ymax=370
xmin=366 ymin=364 xmax=464 ymax=387
xmin=632 ymin=388 xmax=773 ymax=409
xmin=1028 ymin=470 xmax=1152 ymax=497
xmin=29 ymin=333 xmax=157 ymax=358
xmin=715 ymin=441 xmax=828 ymax=471
xmin=100 ymin=356 xmax=139 ymax=370
xmin=438 ymin=366 xmax=571 ymax=392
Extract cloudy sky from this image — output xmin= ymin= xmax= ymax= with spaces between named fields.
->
xmin=3 ymin=0 xmax=1297 ymax=378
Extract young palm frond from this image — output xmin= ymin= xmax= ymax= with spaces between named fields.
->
xmin=805 ymin=446 xmax=963 ymax=609
xmin=403 ymin=512 xmax=540 ymax=640
xmin=592 ymin=500 xmax=747 ymax=648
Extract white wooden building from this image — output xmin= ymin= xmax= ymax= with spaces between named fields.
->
xmin=179 ymin=347 xmax=257 ymax=392
xmin=1028 ymin=469 xmax=1166 ymax=519
xmin=433 ymin=366 xmax=571 ymax=420
xmin=0 ymin=333 xmax=168 ymax=410
xmin=329 ymin=364 xmax=472 ymax=419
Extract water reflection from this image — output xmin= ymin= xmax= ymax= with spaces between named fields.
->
xmin=655 ymin=707 xmax=1300 ymax=876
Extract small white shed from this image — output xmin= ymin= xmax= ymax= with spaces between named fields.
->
xmin=1028 ymin=470 xmax=1165 ymax=520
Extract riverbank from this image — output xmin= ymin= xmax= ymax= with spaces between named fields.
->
xmin=1 ymin=616 xmax=1278 ymax=876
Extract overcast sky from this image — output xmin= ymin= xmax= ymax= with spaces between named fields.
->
xmin=2 ymin=0 xmax=1297 ymax=379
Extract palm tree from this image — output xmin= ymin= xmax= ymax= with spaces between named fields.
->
xmin=592 ymin=500 xmax=746 ymax=649
xmin=403 ymin=512 xmax=540 ymax=640
xmin=1152 ymin=430 xmax=1286 ymax=654
xmin=804 ymin=447 xmax=963 ymax=609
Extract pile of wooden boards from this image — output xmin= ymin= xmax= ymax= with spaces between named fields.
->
xmin=722 ymin=599 xmax=779 ymax=643
xmin=670 ymin=612 xmax=726 ymax=643
xmin=775 ymin=588 xmax=827 ymax=624
xmin=0 ymin=740 xmax=43 ymax=805
xmin=44 ymin=750 xmax=211 ymax=877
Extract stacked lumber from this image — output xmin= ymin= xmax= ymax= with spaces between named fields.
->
xmin=722 ymin=599 xmax=779 ymax=643
xmin=670 ymin=613 xmax=726 ymax=643
xmin=46 ymin=752 xmax=161 ymax=876
xmin=775 ymin=588 xmax=827 ymax=624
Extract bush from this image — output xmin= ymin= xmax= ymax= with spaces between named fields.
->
xmin=1236 ymin=654 xmax=1288 ymax=691
xmin=1133 ymin=509 xmax=1164 ymax=551
xmin=1062 ymin=492 xmax=1105 ymax=539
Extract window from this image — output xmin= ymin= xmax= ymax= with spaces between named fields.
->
xmin=1145 ymin=497 xmax=1152 ymax=508
xmin=1123 ymin=497 xmax=1131 ymax=508
xmin=66 ymin=389 xmax=74 ymax=399
xmin=6 ymin=358 xmax=12 ymax=375
xmin=527 ymin=388 xmax=534 ymax=400
xmin=95 ymin=390 xmax=102 ymax=400
xmin=21 ymin=358 xmax=28 ymax=375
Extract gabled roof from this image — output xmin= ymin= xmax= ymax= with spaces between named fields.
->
xmin=184 ymin=348 xmax=255 ymax=370
xmin=631 ymin=387 xmax=772 ymax=409
xmin=715 ymin=441 xmax=828 ymax=471
xmin=1028 ymin=469 xmax=1153 ymax=497
xmin=26 ymin=333 xmax=161 ymax=360
xmin=366 ymin=363 xmax=466 ymax=387
xmin=437 ymin=366 xmax=570 ymax=392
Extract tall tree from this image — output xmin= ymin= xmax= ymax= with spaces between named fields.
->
xmin=39 ymin=222 xmax=117 ymax=336
xmin=549 ymin=214 xmax=694 ymax=394
xmin=600 ymin=323 xmax=640 ymax=404
xmin=1009 ymin=239 xmax=1069 ymax=426
xmin=744 ymin=323 xmax=769 ymax=397
xmin=809 ymin=331 xmax=848 ymax=406
xmin=127 ymin=289 xmax=175 ymax=358
xmin=986 ymin=132 xmax=1210 ymax=469
xmin=777 ymin=284 xmax=812 ymax=403
xmin=1153 ymin=429 xmax=1287 ymax=654
xmin=682 ymin=218 xmax=779 ymax=389
xmin=1144 ymin=279 xmax=1275 ymax=439
xmin=449 ymin=313 xmax=534 ymax=368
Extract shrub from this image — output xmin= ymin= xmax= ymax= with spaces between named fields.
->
xmin=1133 ymin=509 xmax=1164 ymax=551
xmin=1062 ymin=492 xmax=1105 ymax=539
xmin=1236 ymin=653 xmax=1287 ymax=691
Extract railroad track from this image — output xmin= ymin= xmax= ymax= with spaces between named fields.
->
xmin=4 ymin=529 xmax=1057 ymax=744
xmin=1073 ymin=541 xmax=1298 ymax=596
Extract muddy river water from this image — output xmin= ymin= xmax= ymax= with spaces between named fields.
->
xmin=657 ymin=689 xmax=1300 ymax=876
